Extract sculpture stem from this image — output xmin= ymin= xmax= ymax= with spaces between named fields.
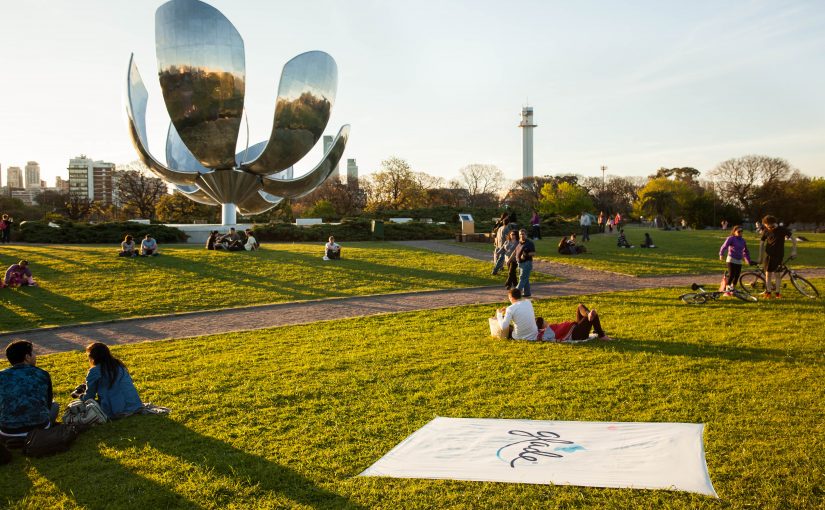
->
xmin=222 ymin=203 xmax=237 ymax=226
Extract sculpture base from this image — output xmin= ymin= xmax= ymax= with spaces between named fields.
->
xmin=166 ymin=223 xmax=252 ymax=244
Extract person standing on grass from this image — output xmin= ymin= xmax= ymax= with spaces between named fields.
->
xmin=1 ymin=214 xmax=12 ymax=244
xmin=614 ymin=212 xmax=622 ymax=231
xmin=515 ymin=229 xmax=536 ymax=298
xmin=597 ymin=211 xmax=605 ymax=233
xmin=0 ymin=341 xmax=59 ymax=442
xmin=719 ymin=225 xmax=751 ymax=293
xmin=607 ymin=216 xmax=614 ymax=234
xmin=758 ymin=215 xmax=797 ymax=299
xmin=503 ymin=229 xmax=519 ymax=290
xmin=530 ymin=210 xmax=541 ymax=240
xmin=580 ymin=211 xmax=591 ymax=242
xmin=77 ymin=343 xmax=143 ymax=419
xmin=495 ymin=288 xmax=539 ymax=340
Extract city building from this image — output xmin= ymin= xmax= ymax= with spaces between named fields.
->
xmin=6 ymin=166 xmax=24 ymax=189
xmin=322 ymin=135 xmax=340 ymax=183
xmin=67 ymin=155 xmax=118 ymax=204
xmin=346 ymin=158 xmax=358 ymax=188
xmin=519 ymin=106 xmax=537 ymax=179
xmin=55 ymin=176 xmax=70 ymax=192
xmin=11 ymin=189 xmax=40 ymax=206
xmin=25 ymin=161 xmax=41 ymax=189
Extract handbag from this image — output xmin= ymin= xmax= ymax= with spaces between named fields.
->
xmin=489 ymin=317 xmax=507 ymax=339
xmin=63 ymin=399 xmax=109 ymax=428
xmin=23 ymin=424 xmax=79 ymax=458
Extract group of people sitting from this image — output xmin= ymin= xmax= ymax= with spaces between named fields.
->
xmin=616 ymin=230 xmax=656 ymax=249
xmin=119 ymin=234 xmax=160 ymax=257
xmin=557 ymin=233 xmax=587 ymax=255
xmin=0 ymin=340 xmax=149 ymax=458
xmin=2 ymin=260 xmax=36 ymax=289
xmin=206 ymin=228 xmax=259 ymax=252
xmin=493 ymin=288 xmax=612 ymax=342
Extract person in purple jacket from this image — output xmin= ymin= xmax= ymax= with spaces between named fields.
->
xmin=718 ymin=225 xmax=751 ymax=292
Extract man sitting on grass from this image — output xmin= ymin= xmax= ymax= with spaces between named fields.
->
xmin=0 ymin=341 xmax=59 ymax=444
xmin=617 ymin=229 xmax=634 ymax=248
xmin=3 ymin=260 xmax=36 ymax=288
xmin=324 ymin=236 xmax=341 ymax=260
xmin=495 ymin=288 xmax=539 ymax=340
xmin=140 ymin=234 xmax=160 ymax=256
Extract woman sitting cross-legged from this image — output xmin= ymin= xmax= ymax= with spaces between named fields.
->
xmin=77 ymin=343 xmax=143 ymax=419
xmin=536 ymin=304 xmax=613 ymax=342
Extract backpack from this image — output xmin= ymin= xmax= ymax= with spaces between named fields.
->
xmin=62 ymin=399 xmax=109 ymax=428
xmin=23 ymin=424 xmax=79 ymax=457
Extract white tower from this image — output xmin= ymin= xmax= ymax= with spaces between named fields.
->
xmin=519 ymin=106 xmax=537 ymax=179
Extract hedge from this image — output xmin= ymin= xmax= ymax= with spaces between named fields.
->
xmin=18 ymin=221 xmax=188 ymax=244
xmin=253 ymin=220 xmax=454 ymax=242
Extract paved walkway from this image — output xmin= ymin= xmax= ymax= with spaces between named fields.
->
xmin=4 ymin=240 xmax=823 ymax=354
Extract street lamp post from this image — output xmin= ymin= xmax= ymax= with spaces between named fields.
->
xmin=600 ymin=165 xmax=607 ymax=188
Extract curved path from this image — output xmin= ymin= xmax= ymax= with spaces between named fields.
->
xmin=4 ymin=241 xmax=823 ymax=354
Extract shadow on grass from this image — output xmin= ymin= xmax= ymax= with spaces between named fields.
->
xmin=580 ymin=337 xmax=796 ymax=363
xmin=8 ymin=416 xmax=363 ymax=509
xmin=0 ymin=286 xmax=105 ymax=333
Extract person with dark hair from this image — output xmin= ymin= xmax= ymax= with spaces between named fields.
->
xmin=78 ymin=343 xmax=142 ymax=419
xmin=758 ymin=215 xmax=797 ymax=299
xmin=324 ymin=236 xmax=341 ymax=260
xmin=492 ymin=218 xmax=512 ymax=275
xmin=515 ymin=229 xmax=536 ymax=298
xmin=617 ymin=229 xmax=633 ymax=248
xmin=244 ymin=229 xmax=259 ymax=251
xmin=119 ymin=235 xmax=137 ymax=257
xmin=140 ymin=234 xmax=159 ymax=256
xmin=536 ymin=304 xmax=612 ymax=342
xmin=4 ymin=260 xmax=36 ymax=287
xmin=503 ymin=229 xmax=519 ymax=290
xmin=495 ymin=288 xmax=539 ymax=340
xmin=530 ymin=210 xmax=541 ymax=240
xmin=206 ymin=231 xmax=219 ymax=250
xmin=1 ymin=214 xmax=13 ymax=244
xmin=0 ymin=341 xmax=59 ymax=441
xmin=641 ymin=233 xmax=656 ymax=248
xmin=719 ymin=225 xmax=751 ymax=293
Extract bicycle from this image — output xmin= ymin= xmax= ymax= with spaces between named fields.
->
xmin=679 ymin=282 xmax=758 ymax=304
xmin=738 ymin=256 xmax=820 ymax=299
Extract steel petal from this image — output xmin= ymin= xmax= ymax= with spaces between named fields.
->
xmin=166 ymin=122 xmax=211 ymax=173
xmin=261 ymin=125 xmax=349 ymax=199
xmin=125 ymin=53 xmax=199 ymax=186
xmin=175 ymin=184 xmax=220 ymax=205
xmin=196 ymin=168 xmax=262 ymax=205
xmin=236 ymin=190 xmax=283 ymax=215
xmin=240 ymin=51 xmax=337 ymax=175
xmin=155 ymin=0 xmax=245 ymax=169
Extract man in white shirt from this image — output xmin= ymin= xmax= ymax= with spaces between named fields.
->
xmin=324 ymin=236 xmax=341 ymax=260
xmin=495 ymin=288 xmax=538 ymax=341
xmin=580 ymin=212 xmax=592 ymax=242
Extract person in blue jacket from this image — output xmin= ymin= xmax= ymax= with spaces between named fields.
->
xmin=79 ymin=343 xmax=143 ymax=419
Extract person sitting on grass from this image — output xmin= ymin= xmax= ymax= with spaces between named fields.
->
xmin=244 ymin=229 xmax=259 ymax=251
xmin=206 ymin=231 xmax=219 ymax=250
xmin=559 ymin=233 xmax=586 ymax=255
xmin=324 ymin=236 xmax=341 ymax=260
xmin=0 ymin=341 xmax=59 ymax=444
xmin=3 ymin=260 xmax=36 ymax=288
xmin=495 ymin=288 xmax=539 ymax=340
xmin=535 ymin=304 xmax=613 ymax=342
xmin=74 ymin=343 xmax=143 ymax=420
xmin=617 ymin=229 xmax=634 ymax=248
xmin=140 ymin=234 xmax=159 ymax=256
xmin=119 ymin=235 xmax=138 ymax=257
xmin=641 ymin=233 xmax=656 ymax=248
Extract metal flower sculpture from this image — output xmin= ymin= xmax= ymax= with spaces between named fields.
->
xmin=125 ymin=0 xmax=350 ymax=224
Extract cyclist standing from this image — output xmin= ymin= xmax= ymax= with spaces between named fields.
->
xmin=757 ymin=215 xmax=797 ymax=299
xmin=719 ymin=225 xmax=751 ymax=294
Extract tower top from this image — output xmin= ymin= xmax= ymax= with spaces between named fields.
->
xmin=519 ymin=106 xmax=537 ymax=128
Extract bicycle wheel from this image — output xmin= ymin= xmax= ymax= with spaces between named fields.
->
xmin=738 ymin=271 xmax=766 ymax=295
xmin=732 ymin=289 xmax=758 ymax=302
xmin=680 ymin=292 xmax=707 ymax=304
xmin=790 ymin=274 xmax=820 ymax=298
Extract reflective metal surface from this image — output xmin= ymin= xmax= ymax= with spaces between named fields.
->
xmin=156 ymin=0 xmax=245 ymax=169
xmin=126 ymin=0 xmax=350 ymax=223
xmin=241 ymin=51 xmax=337 ymax=175
xmin=126 ymin=54 xmax=199 ymax=186
xmin=261 ymin=125 xmax=349 ymax=199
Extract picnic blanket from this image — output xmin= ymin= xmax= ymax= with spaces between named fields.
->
xmin=359 ymin=417 xmax=717 ymax=497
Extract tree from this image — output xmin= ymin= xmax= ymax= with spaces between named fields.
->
xmin=650 ymin=167 xmax=701 ymax=184
xmin=458 ymin=164 xmax=504 ymax=206
xmin=117 ymin=168 xmax=168 ymax=219
xmin=710 ymin=155 xmax=791 ymax=218
xmin=538 ymin=182 xmax=593 ymax=217
xmin=633 ymin=178 xmax=696 ymax=226
xmin=365 ymin=157 xmax=427 ymax=211
xmin=305 ymin=199 xmax=336 ymax=219
xmin=155 ymin=191 xmax=219 ymax=223
xmin=582 ymin=176 xmax=640 ymax=214
xmin=504 ymin=176 xmax=559 ymax=210
xmin=64 ymin=194 xmax=92 ymax=221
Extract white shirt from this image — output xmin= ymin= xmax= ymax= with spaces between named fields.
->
xmin=580 ymin=214 xmax=591 ymax=226
xmin=497 ymin=299 xmax=538 ymax=341
xmin=325 ymin=242 xmax=340 ymax=252
xmin=244 ymin=235 xmax=258 ymax=251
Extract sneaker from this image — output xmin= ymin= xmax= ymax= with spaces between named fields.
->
xmin=723 ymin=292 xmax=733 ymax=297
xmin=323 ymin=256 xmax=330 ymax=261
xmin=774 ymin=293 xmax=781 ymax=299
xmin=759 ymin=292 xmax=773 ymax=299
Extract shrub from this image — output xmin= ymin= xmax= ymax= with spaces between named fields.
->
xmin=19 ymin=221 xmax=188 ymax=244
xmin=253 ymin=220 xmax=454 ymax=242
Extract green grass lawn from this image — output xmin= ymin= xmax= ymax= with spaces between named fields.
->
xmin=0 ymin=243 xmax=553 ymax=332
xmin=3 ymin=282 xmax=822 ymax=509
xmin=450 ymin=227 xmax=825 ymax=276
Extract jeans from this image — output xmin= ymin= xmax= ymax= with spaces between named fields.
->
xmin=517 ymin=260 xmax=532 ymax=296
xmin=492 ymin=249 xmax=505 ymax=274
xmin=531 ymin=224 xmax=541 ymax=240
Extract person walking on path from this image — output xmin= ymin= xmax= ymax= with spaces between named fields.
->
xmin=719 ymin=225 xmax=751 ymax=293
xmin=597 ymin=211 xmax=605 ymax=233
xmin=757 ymin=215 xmax=797 ymax=299
xmin=515 ymin=229 xmax=536 ymax=298
xmin=492 ymin=218 xmax=512 ymax=275
xmin=580 ymin=211 xmax=592 ymax=242
xmin=503 ymin=230 xmax=520 ymax=290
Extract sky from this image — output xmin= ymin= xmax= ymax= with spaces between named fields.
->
xmin=1 ymin=0 xmax=824 ymax=187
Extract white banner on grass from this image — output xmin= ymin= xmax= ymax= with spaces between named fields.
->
xmin=359 ymin=417 xmax=717 ymax=497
